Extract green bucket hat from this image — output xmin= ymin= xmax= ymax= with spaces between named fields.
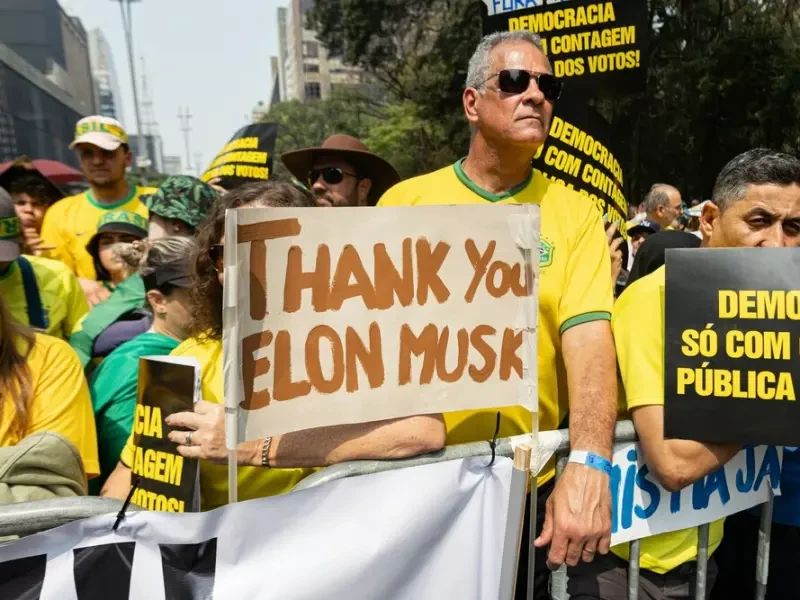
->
xmin=140 ymin=175 xmax=220 ymax=230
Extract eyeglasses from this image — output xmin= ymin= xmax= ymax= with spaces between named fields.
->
xmin=209 ymin=244 xmax=224 ymax=272
xmin=307 ymin=167 xmax=359 ymax=187
xmin=480 ymin=69 xmax=563 ymax=102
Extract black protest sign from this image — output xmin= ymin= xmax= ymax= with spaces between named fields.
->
xmin=534 ymin=95 xmax=628 ymax=236
xmin=664 ymin=248 xmax=800 ymax=446
xmin=481 ymin=0 xmax=649 ymax=93
xmin=131 ymin=358 xmax=200 ymax=512
xmin=201 ymin=123 xmax=277 ymax=190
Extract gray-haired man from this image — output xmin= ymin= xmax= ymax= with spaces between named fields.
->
xmin=643 ymin=184 xmax=684 ymax=230
xmin=379 ymin=30 xmax=618 ymax=597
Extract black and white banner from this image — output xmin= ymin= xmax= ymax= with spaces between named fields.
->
xmin=0 ymin=457 xmax=512 ymax=600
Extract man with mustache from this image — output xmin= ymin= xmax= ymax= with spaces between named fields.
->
xmin=280 ymin=134 xmax=400 ymax=207
xmin=39 ymin=116 xmax=155 ymax=306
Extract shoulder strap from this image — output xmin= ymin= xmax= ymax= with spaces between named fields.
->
xmin=17 ymin=257 xmax=49 ymax=331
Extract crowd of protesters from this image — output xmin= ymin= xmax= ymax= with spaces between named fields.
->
xmin=0 ymin=30 xmax=798 ymax=599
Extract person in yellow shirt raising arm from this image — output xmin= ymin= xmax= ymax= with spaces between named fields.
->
xmin=378 ymin=31 xmax=617 ymax=596
xmin=39 ymin=116 xmax=154 ymax=306
xmin=568 ymin=148 xmax=800 ymax=599
xmin=0 ymin=188 xmax=88 ymax=340
xmin=0 ymin=291 xmax=100 ymax=484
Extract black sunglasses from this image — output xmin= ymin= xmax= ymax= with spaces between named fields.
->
xmin=209 ymin=244 xmax=224 ymax=272
xmin=308 ymin=167 xmax=359 ymax=187
xmin=482 ymin=69 xmax=563 ymax=102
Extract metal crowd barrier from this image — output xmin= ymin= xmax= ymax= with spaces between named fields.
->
xmin=0 ymin=422 xmax=775 ymax=600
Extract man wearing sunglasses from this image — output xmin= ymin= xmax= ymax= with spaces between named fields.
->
xmin=281 ymin=134 xmax=401 ymax=207
xmin=379 ymin=31 xmax=617 ymax=597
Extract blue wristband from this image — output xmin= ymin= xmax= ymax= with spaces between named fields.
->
xmin=568 ymin=451 xmax=612 ymax=476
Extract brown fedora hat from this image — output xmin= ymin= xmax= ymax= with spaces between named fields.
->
xmin=280 ymin=134 xmax=401 ymax=206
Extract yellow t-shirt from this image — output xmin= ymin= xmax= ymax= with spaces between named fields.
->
xmin=120 ymin=337 xmax=314 ymax=511
xmin=0 ymin=334 xmax=100 ymax=478
xmin=40 ymin=186 xmax=153 ymax=280
xmin=0 ymin=255 xmax=89 ymax=340
xmin=610 ymin=265 xmax=723 ymax=574
xmin=379 ymin=160 xmax=614 ymax=485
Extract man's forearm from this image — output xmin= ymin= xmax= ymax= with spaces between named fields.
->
xmin=239 ymin=415 xmax=446 ymax=468
xmin=561 ymin=320 xmax=617 ymax=457
xmin=656 ymin=439 xmax=741 ymax=492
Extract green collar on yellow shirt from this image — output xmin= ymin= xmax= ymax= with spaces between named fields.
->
xmin=86 ymin=185 xmax=138 ymax=210
xmin=452 ymin=158 xmax=534 ymax=203
xmin=0 ymin=260 xmax=17 ymax=280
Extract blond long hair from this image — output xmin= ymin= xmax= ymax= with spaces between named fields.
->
xmin=0 ymin=295 xmax=34 ymax=436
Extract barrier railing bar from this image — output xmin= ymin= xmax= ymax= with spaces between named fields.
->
xmin=0 ymin=497 xmax=129 ymax=538
xmin=695 ymin=523 xmax=710 ymax=599
xmin=755 ymin=495 xmax=773 ymax=600
xmin=549 ymin=452 xmax=569 ymax=600
xmin=628 ymin=538 xmax=641 ymax=600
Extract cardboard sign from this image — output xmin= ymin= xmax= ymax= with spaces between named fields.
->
xmin=481 ymin=0 xmax=649 ymax=93
xmin=131 ymin=357 xmax=200 ymax=512
xmin=664 ymin=248 xmax=800 ymax=446
xmin=223 ymin=205 xmax=540 ymax=440
xmin=201 ymin=123 xmax=277 ymax=190
xmin=534 ymin=95 xmax=627 ymax=237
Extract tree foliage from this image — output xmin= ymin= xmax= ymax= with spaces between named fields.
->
xmin=299 ymin=0 xmax=800 ymax=202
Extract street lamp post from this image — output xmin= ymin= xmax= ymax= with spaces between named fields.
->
xmin=111 ymin=0 xmax=149 ymax=182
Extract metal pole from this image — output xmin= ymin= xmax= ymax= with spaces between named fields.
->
xmin=117 ymin=0 xmax=148 ymax=183
xmin=695 ymin=523 xmax=710 ymax=599
xmin=500 ymin=445 xmax=533 ymax=600
xmin=628 ymin=540 xmax=641 ymax=600
xmin=755 ymin=496 xmax=773 ymax=600
xmin=550 ymin=453 xmax=569 ymax=600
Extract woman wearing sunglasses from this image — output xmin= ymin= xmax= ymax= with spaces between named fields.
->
xmin=102 ymin=181 xmax=445 ymax=510
xmin=378 ymin=30 xmax=618 ymax=597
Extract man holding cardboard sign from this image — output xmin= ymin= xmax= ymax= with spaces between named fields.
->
xmin=379 ymin=30 xmax=617 ymax=594
xmin=568 ymin=148 xmax=800 ymax=599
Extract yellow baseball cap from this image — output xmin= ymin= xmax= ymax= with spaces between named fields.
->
xmin=70 ymin=116 xmax=129 ymax=151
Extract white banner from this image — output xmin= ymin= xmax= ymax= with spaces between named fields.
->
xmin=0 ymin=457 xmax=512 ymax=600
xmin=509 ymin=432 xmax=782 ymax=545
xmin=224 ymin=205 xmax=540 ymax=441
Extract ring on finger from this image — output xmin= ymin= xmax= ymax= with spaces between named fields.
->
xmin=185 ymin=431 xmax=193 ymax=446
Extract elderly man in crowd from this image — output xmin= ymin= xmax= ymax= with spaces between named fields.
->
xmin=281 ymin=134 xmax=400 ymax=207
xmin=379 ymin=30 xmax=618 ymax=597
xmin=642 ymin=183 xmax=684 ymax=230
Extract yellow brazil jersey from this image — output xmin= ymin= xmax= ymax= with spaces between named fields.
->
xmin=610 ymin=265 xmax=723 ymax=574
xmin=120 ymin=337 xmax=314 ymax=511
xmin=378 ymin=159 xmax=614 ymax=486
xmin=40 ymin=186 xmax=153 ymax=280
xmin=0 ymin=255 xmax=89 ymax=340
xmin=0 ymin=334 xmax=100 ymax=478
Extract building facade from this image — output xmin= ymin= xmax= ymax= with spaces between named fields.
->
xmin=129 ymin=133 xmax=164 ymax=174
xmin=278 ymin=0 xmax=378 ymax=104
xmin=88 ymin=29 xmax=124 ymax=121
xmin=0 ymin=0 xmax=97 ymax=165
xmin=162 ymin=155 xmax=182 ymax=176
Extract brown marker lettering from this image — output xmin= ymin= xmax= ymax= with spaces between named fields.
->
xmin=241 ymin=330 xmax=273 ymax=409
xmin=398 ymin=324 xmax=438 ymax=385
xmin=305 ymin=325 xmax=345 ymax=394
xmin=249 ymin=240 xmax=267 ymax=320
xmin=345 ymin=323 xmax=385 ymax=392
xmin=464 ymin=239 xmax=495 ymax=302
xmin=469 ymin=325 xmax=497 ymax=382
xmin=416 ymin=239 xmax=451 ymax=305
xmin=273 ymin=330 xmax=311 ymax=400
xmin=500 ymin=328 xmax=523 ymax=380
xmin=283 ymin=245 xmax=331 ymax=313
xmin=373 ymin=240 xmax=413 ymax=309
xmin=328 ymin=245 xmax=377 ymax=310
xmin=238 ymin=218 xmax=302 ymax=243
xmin=436 ymin=327 xmax=469 ymax=383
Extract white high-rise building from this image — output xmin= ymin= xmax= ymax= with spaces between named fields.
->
xmin=87 ymin=29 xmax=124 ymax=121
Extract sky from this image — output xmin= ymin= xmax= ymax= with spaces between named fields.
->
xmin=60 ymin=0 xmax=285 ymax=175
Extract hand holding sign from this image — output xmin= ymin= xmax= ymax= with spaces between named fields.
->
xmin=166 ymin=400 xmax=233 ymax=464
